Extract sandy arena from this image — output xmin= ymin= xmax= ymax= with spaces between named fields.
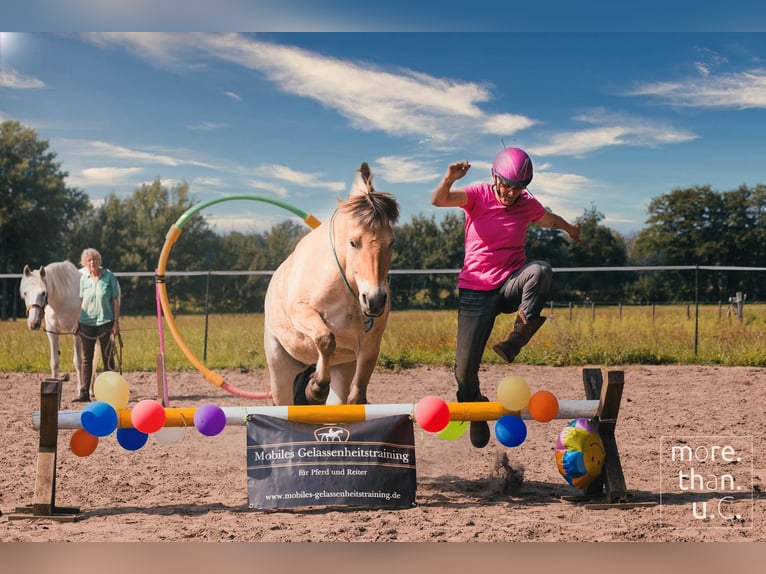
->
xmin=1 ymin=364 xmax=763 ymax=543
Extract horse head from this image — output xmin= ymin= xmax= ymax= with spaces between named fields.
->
xmin=333 ymin=163 xmax=400 ymax=318
xmin=20 ymin=264 xmax=48 ymax=330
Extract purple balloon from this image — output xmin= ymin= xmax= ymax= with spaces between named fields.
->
xmin=194 ymin=403 xmax=226 ymax=436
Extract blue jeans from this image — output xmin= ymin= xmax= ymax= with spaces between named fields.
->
xmin=454 ymin=261 xmax=552 ymax=402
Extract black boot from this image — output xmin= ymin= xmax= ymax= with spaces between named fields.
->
xmin=463 ymin=394 xmax=490 ymax=448
xmin=493 ymin=311 xmax=546 ymax=363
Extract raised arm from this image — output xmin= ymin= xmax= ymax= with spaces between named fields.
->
xmin=431 ymin=161 xmax=471 ymax=208
xmin=535 ymin=211 xmax=581 ymax=243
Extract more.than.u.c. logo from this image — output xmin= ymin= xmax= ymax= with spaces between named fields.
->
xmin=314 ymin=426 xmax=350 ymax=442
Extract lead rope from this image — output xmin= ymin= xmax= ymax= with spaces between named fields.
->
xmin=329 ymin=209 xmax=374 ymax=333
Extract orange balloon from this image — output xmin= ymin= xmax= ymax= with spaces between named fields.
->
xmin=70 ymin=428 xmax=99 ymax=457
xmin=527 ymin=390 xmax=559 ymax=423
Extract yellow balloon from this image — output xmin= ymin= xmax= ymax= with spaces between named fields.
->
xmin=93 ymin=371 xmax=130 ymax=409
xmin=497 ymin=375 xmax=530 ymax=411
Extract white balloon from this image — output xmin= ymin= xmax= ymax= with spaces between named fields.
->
xmin=154 ymin=426 xmax=186 ymax=444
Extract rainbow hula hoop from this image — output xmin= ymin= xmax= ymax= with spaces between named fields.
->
xmin=156 ymin=195 xmax=321 ymax=399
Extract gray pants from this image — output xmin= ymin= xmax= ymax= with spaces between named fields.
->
xmin=454 ymin=261 xmax=552 ymax=402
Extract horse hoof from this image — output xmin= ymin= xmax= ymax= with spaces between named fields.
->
xmin=306 ymin=382 xmax=330 ymax=404
xmin=292 ymin=365 xmax=316 ymax=405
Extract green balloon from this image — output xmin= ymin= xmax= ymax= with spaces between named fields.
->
xmin=437 ymin=420 xmax=468 ymax=441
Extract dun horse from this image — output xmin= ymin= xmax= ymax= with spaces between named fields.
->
xmin=264 ymin=163 xmax=400 ymax=405
xmin=20 ymin=261 xmax=87 ymax=398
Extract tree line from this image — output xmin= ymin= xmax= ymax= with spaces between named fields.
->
xmin=2 ymin=120 xmax=765 ymax=318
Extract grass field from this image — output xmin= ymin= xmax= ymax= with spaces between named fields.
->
xmin=2 ymin=305 xmax=765 ymax=373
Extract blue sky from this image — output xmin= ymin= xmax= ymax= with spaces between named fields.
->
xmin=3 ymin=30 xmax=766 ymax=236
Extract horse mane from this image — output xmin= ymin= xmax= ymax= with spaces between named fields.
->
xmin=43 ymin=260 xmax=81 ymax=299
xmin=338 ymin=162 xmax=400 ymax=228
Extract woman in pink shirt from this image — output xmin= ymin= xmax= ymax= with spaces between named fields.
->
xmin=431 ymin=147 xmax=580 ymax=448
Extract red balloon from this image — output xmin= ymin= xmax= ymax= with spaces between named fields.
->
xmin=414 ymin=396 xmax=450 ymax=432
xmin=131 ymin=399 xmax=167 ymax=434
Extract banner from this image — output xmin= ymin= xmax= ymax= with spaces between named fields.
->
xmin=246 ymin=414 xmax=416 ymax=509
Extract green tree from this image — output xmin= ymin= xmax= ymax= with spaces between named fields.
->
xmin=0 ymin=120 xmax=91 ymax=272
xmin=566 ymin=205 xmax=629 ymax=302
xmin=70 ymin=179 xmax=216 ymax=314
xmin=391 ymin=213 xmax=465 ymax=308
xmin=632 ymin=185 xmax=766 ymax=302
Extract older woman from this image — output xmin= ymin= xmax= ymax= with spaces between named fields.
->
xmin=74 ymin=248 xmax=121 ymax=402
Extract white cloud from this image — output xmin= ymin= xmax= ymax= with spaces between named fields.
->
xmin=72 ymin=166 xmax=143 ymax=186
xmin=186 ymin=121 xmax=229 ymax=130
xmin=529 ymin=110 xmax=697 ymax=157
xmin=81 ymin=33 xmax=535 ymax=144
xmin=224 ymin=90 xmax=242 ymax=101
xmin=244 ymin=178 xmax=291 ymax=197
xmin=75 ymin=140 xmax=216 ymax=169
xmin=253 ymin=163 xmax=345 ymax=191
xmin=374 ymin=156 xmax=441 ymax=184
xmin=627 ymin=67 xmax=766 ymax=109
xmin=0 ymin=69 xmax=45 ymax=89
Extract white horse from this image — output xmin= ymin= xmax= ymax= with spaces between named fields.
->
xmin=20 ymin=261 xmax=87 ymax=397
xmin=264 ymin=163 xmax=400 ymax=406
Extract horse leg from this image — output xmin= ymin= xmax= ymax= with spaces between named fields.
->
xmin=73 ymin=334 xmax=84 ymax=397
xmin=264 ymin=321 xmax=312 ymax=405
xmin=48 ymin=332 xmax=60 ymax=380
xmin=346 ymin=331 xmax=385 ymax=404
xmin=290 ymin=302 xmax=336 ymax=404
xmin=327 ymin=362 xmax=356 ymax=405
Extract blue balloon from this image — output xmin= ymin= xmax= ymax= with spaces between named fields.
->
xmin=80 ymin=401 xmax=118 ymax=437
xmin=494 ymin=415 xmax=527 ymax=447
xmin=116 ymin=427 xmax=149 ymax=451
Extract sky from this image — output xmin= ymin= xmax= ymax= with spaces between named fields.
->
xmin=3 ymin=26 xmax=766 ymax=237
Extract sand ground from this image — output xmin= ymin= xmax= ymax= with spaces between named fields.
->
xmin=1 ymin=364 xmax=763 ymax=543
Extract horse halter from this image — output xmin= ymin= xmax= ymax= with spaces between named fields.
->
xmin=25 ymin=292 xmax=48 ymax=318
xmin=329 ymin=209 xmax=379 ymax=330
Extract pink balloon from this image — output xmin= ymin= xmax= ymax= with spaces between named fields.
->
xmin=131 ymin=399 xmax=167 ymax=434
xmin=414 ymin=396 xmax=450 ymax=432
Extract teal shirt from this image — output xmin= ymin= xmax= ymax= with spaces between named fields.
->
xmin=79 ymin=268 xmax=120 ymax=326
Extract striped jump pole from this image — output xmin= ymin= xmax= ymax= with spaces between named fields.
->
xmin=34 ymin=399 xmax=600 ymax=430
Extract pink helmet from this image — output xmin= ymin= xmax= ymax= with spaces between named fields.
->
xmin=492 ymin=147 xmax=533 ymax=188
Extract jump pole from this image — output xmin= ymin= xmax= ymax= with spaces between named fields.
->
xmin=35 ymin=399 xmax=600 ymax=430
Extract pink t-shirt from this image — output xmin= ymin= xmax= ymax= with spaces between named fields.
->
xmin=458 ymin=183 xmax=546 ymax=290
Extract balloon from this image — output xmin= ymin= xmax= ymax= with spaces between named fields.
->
xmin=154 ymin=426 xmax=186 ymax=444
xmin=413 ymin=396 xmax=450 ymax=433
xmin=93 ymin=371 xmax=130 ymax=409
xmin=80 ymin=401 xmax=118 ymax=437
xmin=194 ymin=403 xmax=227 ymax=436
xmin=70 ymin=429 xmax=99 ymax=457
xmin=436 ymin=420 xmax=467 ymax=441
xmin=116 ymin=427 xmax=149 ymax=451
xmin=497 ymin=375 xmax=530 ymax=411
xmin=555 ymin=418 xmax=606 ymax=489
xmin=528 ymin=390 xmax=559 ymax=422
xmin=131 ymin=399 xmax=167 ymax=434
xmin=494 ymin=415 xmax=527 ymax=447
